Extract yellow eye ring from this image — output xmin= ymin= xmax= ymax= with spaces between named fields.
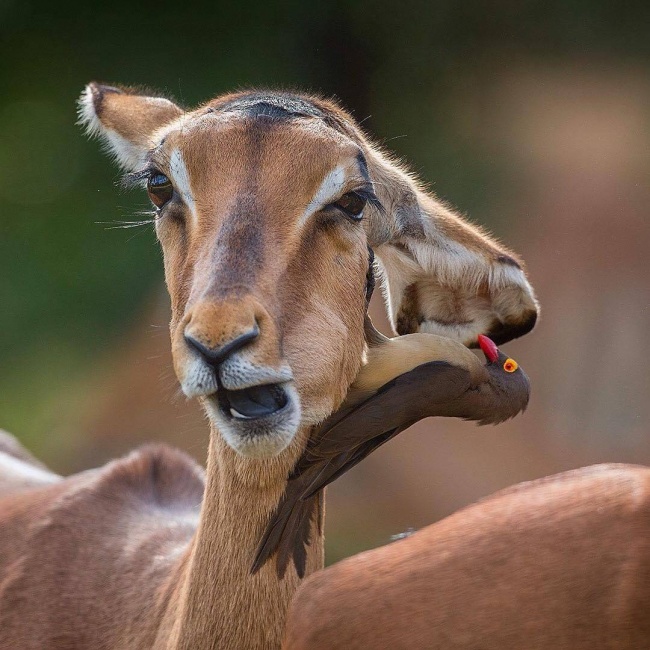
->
xmin=503 ymin=358 xmax=518 ymax=373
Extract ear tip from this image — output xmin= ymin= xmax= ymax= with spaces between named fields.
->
xmin=77 ymin=85 xmax=99 ymax=133
xmin=83 ymin=82 xmax=123 ymax=109
xmin=77 ymin=82 xmax=123 ymax=134
xmin=482 ymin=308 xmax=538 ymax=346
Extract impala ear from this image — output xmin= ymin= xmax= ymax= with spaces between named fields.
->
xmin=364 ymin=149 xmax=538 ymax=347
xmin=77 ymin=82 xmax=184 ymax=170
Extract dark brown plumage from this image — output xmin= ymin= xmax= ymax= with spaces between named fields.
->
xmin=251 ymin=333 xmax=530 ymax=578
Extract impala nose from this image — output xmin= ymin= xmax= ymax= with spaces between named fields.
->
xmin=184 ymin=323 xmax=260 ymax=368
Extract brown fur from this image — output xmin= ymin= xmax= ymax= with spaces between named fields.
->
xmin=284 ymin=464 xmax=650 ymax=649
xmin=0 ymin=85 xmax=539 ymax=649
xmin=0 ymin=442 xmax=202 ymax=649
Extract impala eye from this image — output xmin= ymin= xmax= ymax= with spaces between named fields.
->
xmin=503 ymin=358 xmax=518 ymax=373
xmin=331 ymin=192 xmax=367 ymax=220
xmin=147 ymin=172 xmax=173 ymax=208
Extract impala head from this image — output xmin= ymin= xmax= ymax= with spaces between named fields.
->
xmin=79 ymin=83 xmax=538 ymax=460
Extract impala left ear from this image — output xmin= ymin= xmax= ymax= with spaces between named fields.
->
xmin=362 ymin=148 xmax=538 ymax=347
xmin=77 ymin=82 xmax=184 ymax=170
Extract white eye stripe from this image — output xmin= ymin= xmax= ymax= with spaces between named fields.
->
xmin=298 ymin=165 xmax=347 ymax=228
xmin=168 ymin=148 xmax=197 ymax=222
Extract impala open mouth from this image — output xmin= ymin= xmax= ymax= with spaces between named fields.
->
xmin=216 ymin=383 xmax=290 ymax=420
xmin=204 ymin=381 xmax=300 ymax=458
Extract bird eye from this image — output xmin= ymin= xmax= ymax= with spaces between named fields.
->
xmin=147 ymin=172 xmax=173 ymax=208
xmin=330 ymin=192 xmax=367 ymax=220
xmin=503 ymin=358 xmax=518 ymax=373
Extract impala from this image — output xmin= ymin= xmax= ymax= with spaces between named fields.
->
xmin=0 ymin=83 xmax=537 ymax=649
xmin=284 ymin=463 xmax=650 ymax=649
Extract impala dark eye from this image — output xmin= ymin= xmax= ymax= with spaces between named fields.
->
xmin=331 ymin=192 xmax=367 ymax=220
xmin=147 ymin=172 xmax=173 ymax=208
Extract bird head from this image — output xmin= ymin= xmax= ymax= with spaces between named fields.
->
xmin=477 ymin=334 xmax=531 ymax=422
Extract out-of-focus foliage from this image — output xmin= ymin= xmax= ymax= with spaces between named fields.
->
xmin=2 ymin=0 xmax=650 ymax=560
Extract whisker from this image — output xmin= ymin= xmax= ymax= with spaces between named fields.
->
xmin=380 ymin=134 xmax=408 ymax=144
xmin=96 ymin=217 xmax=156 ymax=230
xmin=95 ymin=203 xmax=158 ymax=229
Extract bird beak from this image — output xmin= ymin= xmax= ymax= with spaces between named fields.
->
xmin=478 ymin=334 xmax=499 ymax=363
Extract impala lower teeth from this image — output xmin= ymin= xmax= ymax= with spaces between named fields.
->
xmin=230 ymin=408 xmax=254 ymax=420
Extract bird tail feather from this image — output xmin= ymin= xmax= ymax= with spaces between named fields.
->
xmin=251 ymin=475 xmax=321 ymax=579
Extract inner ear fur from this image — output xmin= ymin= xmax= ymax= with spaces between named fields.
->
xmin=363 ymin=146 xmax=538 ymax=346
xmin=78 ymin=82 xmax=184 ymax=170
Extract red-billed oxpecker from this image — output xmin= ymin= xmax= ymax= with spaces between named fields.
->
xmin=253 ymin=328 xmax=530 ymax=577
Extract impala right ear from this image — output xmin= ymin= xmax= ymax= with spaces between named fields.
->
xmin=77 ymin=82 xmax=184 ymax=170
xmin=362 ymin=147 xmax=539 ymax=347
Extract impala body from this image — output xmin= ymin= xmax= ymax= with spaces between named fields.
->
xmin=284 ymin=464 xmax=650 ymax=650
xmin=0 ymin=85 xmax=538 ymax=649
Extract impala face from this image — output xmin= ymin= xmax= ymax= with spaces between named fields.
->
xmin=145 ymin=105 xmax=372 ymax=457
xmin=80 ymin=85 xmax=539 ymax=460
xmin=164 ymin=114 xmax=370 ymax=456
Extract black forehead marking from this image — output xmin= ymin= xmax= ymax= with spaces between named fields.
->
xmin=356 ymin=151 xmax=370 ymax=182
xmin=216 ymin=93 xmax=326 ymax=121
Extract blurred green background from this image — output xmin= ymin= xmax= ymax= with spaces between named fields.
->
xmin=2 ymin=0 xmax=650 ymax=563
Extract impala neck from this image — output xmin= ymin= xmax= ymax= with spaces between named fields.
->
xmin=169 ymin=424 xmax=324 ymax=650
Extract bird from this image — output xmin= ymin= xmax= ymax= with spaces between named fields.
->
xmin=251 ymin=321 xmax=531 ymax=578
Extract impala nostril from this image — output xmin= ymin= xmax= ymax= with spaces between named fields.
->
xmin=184 ymin=322 xmax=260 ymax=368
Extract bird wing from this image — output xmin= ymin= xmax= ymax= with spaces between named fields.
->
xmin=251 ymin=475 xmax=322 ymax=579
xmin=302 ymin=361 xmax=473 ymax=464
xmin=298 ymin=361 xmax=474 ymax=498
xmin=300 ymin=427 xmax=400 ymax=500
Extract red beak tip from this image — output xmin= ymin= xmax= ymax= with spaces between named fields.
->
xmin=478 ymin=334 xmax=499 ymax=363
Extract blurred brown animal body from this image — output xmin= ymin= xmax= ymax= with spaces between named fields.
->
xmin=0 ymin=85 xmax=537 ymax=649
xmin=284 ymin=464 xmax=650 ymax=650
